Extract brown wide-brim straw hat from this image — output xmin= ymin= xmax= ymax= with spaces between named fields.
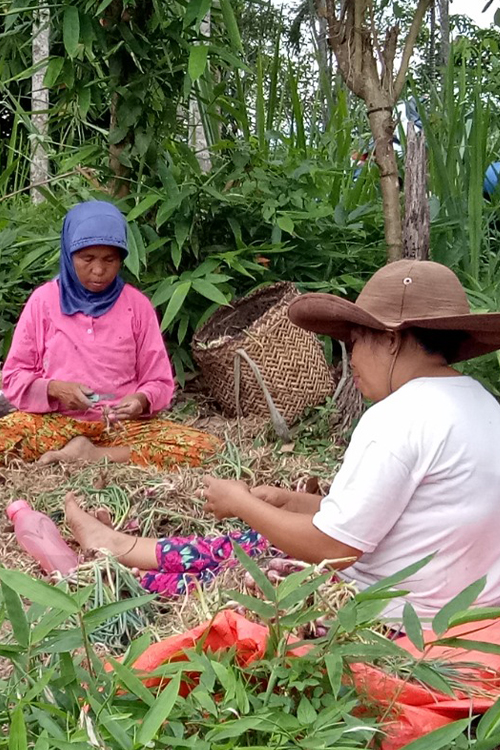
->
xmin=288 ymin=259 xmax=500 ymax=363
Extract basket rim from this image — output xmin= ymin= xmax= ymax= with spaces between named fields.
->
xmin=192 ymin=281 xmax=298 ymax=350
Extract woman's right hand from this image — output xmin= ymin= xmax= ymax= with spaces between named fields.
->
xmin=250 ymin=485 xmax=291 ymax=508
xmin=48 ymin=380 xmax=94 ymax=410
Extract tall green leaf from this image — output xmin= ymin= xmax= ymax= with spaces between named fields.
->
xmin=0 ymin=569 xmax=78 ymax=614
xmin=9 ymin=705 xmax=27 ymax=750
xmin=397 ymin=718 xmax=470 ymax=750
xmin=109 ymin=657 xmax=155 ymax=707
xmin=188 ymin=45 xmax=209 ymax=82
xmin=1 ymin=581 xmax=29 ymax=647
xmin=256 ymin=52 xmax=265 ymax=151
xmin=432 ymin=576 xmax=487 ymax=636
xmin=63 ymin=6 xmax=80 ymax=58
xmin=288 ymin=64 xmax=306 ymax=154
xmin=136 ymin=672 xmax=181 ymax=745
xmin=402 ymin=602 xmax=424 ymax=652
xmin=160 ymin=281 xmax=192 ymax=331
xmin=192 ymin=278 xmax=229 ymax=305
xmin=219 ymin=0 xmax=243 ymax=52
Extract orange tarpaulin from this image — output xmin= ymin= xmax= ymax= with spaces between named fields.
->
xmin=116 ymin=611 xmax=500 ymax=749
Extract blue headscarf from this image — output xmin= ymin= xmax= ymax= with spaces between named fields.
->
xmin=59 ymin=201 xmax=129 ymax=317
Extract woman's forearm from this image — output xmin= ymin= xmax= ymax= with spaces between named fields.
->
xmin=234 ymin=492 xmax=359 ymax=566
xmin=284 ymin=492 xmax=323 ymax=514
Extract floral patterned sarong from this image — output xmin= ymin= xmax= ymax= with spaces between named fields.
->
xmin=140 ymin=530 xmax=269 ymax=596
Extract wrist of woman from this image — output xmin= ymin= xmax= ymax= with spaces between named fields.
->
xmin=47 ymin=380 xmax=61 ymax=400
xmin=135 ymin=392 xmax=150 ymax=413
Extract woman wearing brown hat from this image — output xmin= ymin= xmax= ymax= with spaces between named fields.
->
xmin=64 ymin=260 xmax=500 ymax=624
xmin=198 ymin=260 xmax=500 ymax=624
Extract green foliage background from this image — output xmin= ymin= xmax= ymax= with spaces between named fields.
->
xmin=1 ymin=1 xmax=500 ymax=389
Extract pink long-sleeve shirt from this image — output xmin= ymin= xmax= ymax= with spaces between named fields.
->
xmin=2 ymin=280 xmax=175 ymax=420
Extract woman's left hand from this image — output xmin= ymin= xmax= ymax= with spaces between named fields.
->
xmin=198 ymin=476 xmax=251 ymax=520
xmin=110 ymin=393 xmax=148 ymax=420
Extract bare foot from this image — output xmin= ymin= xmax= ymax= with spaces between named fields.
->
xmin=65 ymin=492 xmax=129 ymax=555
xmin=38 ymin=436 xmax=99 ymax=465
xmin=65 ymin=493 xmax=158 ymax=569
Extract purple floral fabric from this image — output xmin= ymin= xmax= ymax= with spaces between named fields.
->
xmin=140 ymin=528 xmax=269 ymax=596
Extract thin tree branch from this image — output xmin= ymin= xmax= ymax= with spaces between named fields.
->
xmin=0 ymin=170 xmax=78 ymax=202
xmin=394 ymin=0 xmax=433 ymax=99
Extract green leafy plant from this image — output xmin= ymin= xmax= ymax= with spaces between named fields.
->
xmin=3 ymin=553 xmax=500 ymax=749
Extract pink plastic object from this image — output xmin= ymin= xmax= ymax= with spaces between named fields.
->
xmin=6 ymin=500 xmax=78 ymax=575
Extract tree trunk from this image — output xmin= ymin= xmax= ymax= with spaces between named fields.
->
xmin=438 ymin=0 xmax=450 ymax=70
xmin=189 ymin=13 xmax=212 ymax=173
xmin=403 ymin=123 xmax=429 ymax=260
xmin=323 ymin=0 xmax=433 ymax=262
xmin=368 ymin=108 xmax=402 ymax=262
xmin=31 ymin=3 xmax=50 ymax=204
xmin=428 ymin=1 xmax=436 ymax=83
xmin=109 ymin=92 xmax=131 ymax=198
xmin=312 ymin=0 xmax=332 ymax=126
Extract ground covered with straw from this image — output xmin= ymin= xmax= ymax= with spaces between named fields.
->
xmin=0 ymin=392 xmax=356 ymax=654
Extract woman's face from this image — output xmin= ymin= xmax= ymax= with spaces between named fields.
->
xmin=73 ymin=245 xmax=121 ymax=292
xmin=349 ymin=328 xmax=394 ymax=402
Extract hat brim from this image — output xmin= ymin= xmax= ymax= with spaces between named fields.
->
xmin=288 ymin=293 xmax=500 ymax=363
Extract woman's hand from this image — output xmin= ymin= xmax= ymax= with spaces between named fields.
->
xmin=110 ymin=393 xmax=148 ymax=421
xmin=48 ymin=380 xmax=93 ymax=410
xmin=198 ymin=476 xmax=252 ymax=520
xmin=250 ymin=485 xmax=291 ymax=507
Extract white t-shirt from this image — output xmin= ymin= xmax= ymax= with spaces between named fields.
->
xmin=313 ymin=376 xmax=500 ymax=625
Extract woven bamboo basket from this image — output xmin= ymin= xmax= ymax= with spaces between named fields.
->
xmin=192 ymin=282 xmax=334 ymax=424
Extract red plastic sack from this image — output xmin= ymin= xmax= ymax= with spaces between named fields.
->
xmin=351 ymin=619 xmax=500 ymax=749
xmin=112 ymin=612 xmax=500 ymax=749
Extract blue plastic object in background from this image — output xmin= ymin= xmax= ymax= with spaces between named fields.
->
xmin=484 ymin=162 xmax=500 ymax=197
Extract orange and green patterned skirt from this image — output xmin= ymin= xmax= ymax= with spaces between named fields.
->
xmin=0 ymin=412 xmax=221 ymax=470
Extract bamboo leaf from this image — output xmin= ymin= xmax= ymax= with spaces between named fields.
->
xmin=448 ymin=607 xmax=500 ymax=629
xmin=402 ymin=602 xmax=424 ymax=651
xmin=206 ymin=717 xmax=266 ymax=741
xmin=160 ymin=281 xmax=192 ymax=331
xmin=432 ymin=577 xmax=487 ymax=636
xmin=288 ymin=63 xmax=306 ymax=154
xmin=127 ymin=194 xmax=161 ymax=222
xmin=219 ymin=0 xmax=243 ymax=52
xmin=398 ymin=718 xmax=470 ymax=750
xmin=43 ymin=58 xmax=65 ymax=88
xmin=412 ymin=663 xmax=455 ymax=697
xmin=1 ymin=581 xmax=29 ymax=648
xmin=136 ymin=672 xmax=181 ymax=745
xmin=63 ymin=6 xmax=80 ymax=58
xmin=108 ymin=657 xmax=155 ymax=706
xmin=183 ymin=0 xmax=211 ymax=29
xmin=151 ymin=277 xmax=178 ymax=307
xmin=433 ymin=637 xmax=500 ymax=655
xmin=363 ymin=554 xmax=434 ymax=594
xmin=0 ymin=569 xmax=78 ymax=614
xmin=256 ymin=52 xmax=265 ymax=150
xmin=9 ymin=705 xmax=27 ymax=750
xmin=277 ymin=216 xmax=294 ymax=234
xmin=278 ymin=572 xmax=332 ymax=611
xmin=95 ymin=0 xmax=116 ymax=15
xmin=188 ymin=45 xmax=209 ymax=82
xmin=232 ymin=543 xmax=276 ymax=602
xmin=324 ymin=653 xmax=343 ymax=698
xmin=125 ymin=225 xmax=140 ymax=279
xmin=83 ymin=594 xmax=156 ymax=630
xmin=192 ymin=278 xmax=229 ymax=305
xmin=477 ymin=696 xmax=500 ymax=740
xmin=224 ymin=591 xmax=275 ymax=619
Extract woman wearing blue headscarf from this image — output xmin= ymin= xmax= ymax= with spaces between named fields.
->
xmin=1 ymin=201 xmax=219 ymax=468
